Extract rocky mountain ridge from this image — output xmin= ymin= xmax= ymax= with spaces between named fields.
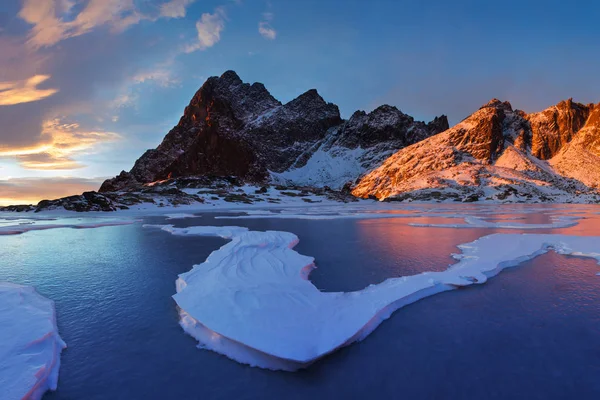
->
xmin=100 ymin=70 xmax=448 ymax=192
xmin=352 ymin=98 xmax=600 ymax=202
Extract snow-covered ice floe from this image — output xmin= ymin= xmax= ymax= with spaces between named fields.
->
xmin=0 ymin=219 xmax=137 ymax=235
xmin=213 ymin=206 xmax=584 ymax=227
xmin=409 ymin=215 xmax=581 ymax=229
xmin=164 ymin=213 xmax=199 ymax=220
xmin=0 ymin=283 xmax=66 ymax=400
xmin=146 ymin=224 xmax=600 ymax=371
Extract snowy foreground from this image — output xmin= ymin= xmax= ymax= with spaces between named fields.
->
xmin=147 ymin=223 xmax=600 ymax=371
xmin=0 ymin=283 xmax=66 ymax=400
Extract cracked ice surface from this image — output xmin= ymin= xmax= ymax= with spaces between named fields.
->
xmin=146 ymin=224 xmax=600 ymax=371
xmin=0 ymin=283 xmax=66 ymax=400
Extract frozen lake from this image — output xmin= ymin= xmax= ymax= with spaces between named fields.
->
xmin=0 ymin=204 xmax=599 ymax=399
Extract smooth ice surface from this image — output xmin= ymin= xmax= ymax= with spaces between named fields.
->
xmin=409 ymin=215 xmax=580 ymax=229
xmin=148 ymin=223 xmax=600 ymax=370
xmin=0 ymin=219 xmax=136 ymax=235
xmin=164 ymin=213 xmax=199 ymax=220
xmin=2 ymin=205 xmax=600 ymax=399
xmin=0 ymin=282 xmax=66 ymax=400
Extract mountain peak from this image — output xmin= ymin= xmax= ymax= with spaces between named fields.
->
xmin=481 ymin=98 xmax=513 ymax=112
xmin=294 ymin=88 xmax=323 ymax=102
xmin=219 ymin=70 xmax=243 ymax=84
xmin=284 ymin=88 xmax=340 ymax=119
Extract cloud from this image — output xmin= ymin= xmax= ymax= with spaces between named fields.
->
xmin=0 ymin=118 xmax=120 ymax=170
xmin=258 ymin=22 xmax=276 ymax=40
xmin=133 ymin=69 xmax=181 ymax=87
xmin=19 ymin=0 xmax=196 ymax=48
xmin=0 ymin=75 xmax=59 ymax=106
xmin=258 ymin=12 xmax=276 ymax=40
xmin=185 ymin=8 xmax=226 ymax=53
xmin=160 ymin=0 xmax=196 ymax=18
xmin=110 ymin=92 xmax=139 ymax=109
xmin=0 ymin=177 xmax=106 ymax=206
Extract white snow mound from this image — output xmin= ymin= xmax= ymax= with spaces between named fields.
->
xmin=147 ymin=225 xmax=600 ymax=371
xmin=0 ymin=282 xmax=66 ymax=400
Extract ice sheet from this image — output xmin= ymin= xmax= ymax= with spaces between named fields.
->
xmin=0 ymin=220 xmax=137 ymax=235
xmin=147 ymin=224 xmax=600 ymax=371
xmin=409 ymin=215 xmax=581 ymax=229
xmin=164 ymin=213 xmax=199 ymax=220
xmin=0 ymin=283 xmax=66 ymax=400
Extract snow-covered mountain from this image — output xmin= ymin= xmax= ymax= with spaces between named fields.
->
xmin=6 ymin=71 xmax=599 ymax=212
xmin=100 ymin=71 xmax=448 ymax=192
xmin=352 ymin=99 xmax=600 ymax=202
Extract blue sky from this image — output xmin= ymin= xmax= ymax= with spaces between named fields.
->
xmin=1 ymin=0 xmax=599 ymax=204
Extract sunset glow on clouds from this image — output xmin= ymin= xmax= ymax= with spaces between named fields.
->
xmin=18 ymin=0 xmax=197 ymax=48
xmin=1 ymin=0 xmax=599 ymax=204
xmin=0 ymin=75 xmax=58 ymax=106
xmin=0 ymin=119 xmax=120 ymax=170
xmin=0 ymin=177 xmax=104 ymax=206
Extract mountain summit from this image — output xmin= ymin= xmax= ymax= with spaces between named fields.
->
xmin=100 ymin=71 xmax=448 ymax=192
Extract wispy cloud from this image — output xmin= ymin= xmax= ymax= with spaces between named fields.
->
xmin=0 ymin=118 xmax=120 ymax=170
xmin=133 ymin=69 xmax=181 ymax=88
xmin=0 ymin=75 xmax=58 ymax=106
xmin=258 ymin=12 xmax=276 ymax=40
xmin=19 ymin=0 xmax=196 ymax=48
xmin=185 ymin=7 xmax=227 ymax=53
xmin=110 ymin=92 xmax=139 ymax=109
xmin=160 ymin=0 xmax=197 ymax=18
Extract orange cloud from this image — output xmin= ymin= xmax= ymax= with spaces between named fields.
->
xmin=0 ymin=75 xmax=58 ymax=106
xmin=19 ymin=0 xmax=197 ymax=48
xmin=0 ymin=118 xmax=120 ymax=170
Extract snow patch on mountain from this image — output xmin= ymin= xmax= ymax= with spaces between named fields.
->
xmin=272 ymin=146 xmax=367 ymax=189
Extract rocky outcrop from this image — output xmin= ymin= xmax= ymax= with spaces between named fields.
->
xmin=100 ymin=71 xmax=446 ymax=192
xmin=549 ymin=104 xmax=600 ymax=188
xmin=30 ymin=189 xmax=202 ymax=212
xmin=330 ymin=105 xmax=447 ymax=149
xmin=527 ymin=98 xmax=592 ymax=160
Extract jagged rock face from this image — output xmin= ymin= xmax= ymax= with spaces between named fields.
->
xmin=128 ymin=71 xmax=283 ymax=185
xmin=99 ymin=171 xmax=139 ymax=192
xmin=528 ymin=99 xmax=592 ymax=160
xmin=444 ymin=99 xmax=510 ymax=162
xmin=242 ymin=89 xmax=342 ymax=173
xmin=550 ymin=104 xmax=600 ymax=188
xmin=352 ymin=98 xmax=600 ymax=201
xmin=331 ymin=105 xmax=448 ymax=149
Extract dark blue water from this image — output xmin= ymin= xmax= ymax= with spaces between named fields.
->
xmin=0 ymin=210 xmax=599 ymax=399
